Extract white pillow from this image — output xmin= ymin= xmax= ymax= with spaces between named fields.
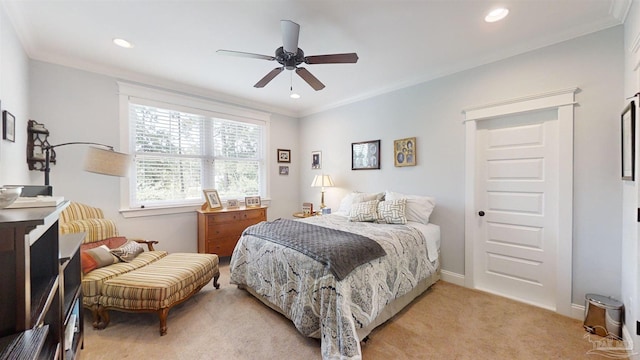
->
xmin=337 ymin=192 xmax=384 ymax=215
xmin=377 ymin=198 xmax=407 ymax=224
xmin=384 ymin=191 xmax=435 ymax=224
xmin=349 ymin=200 xmax=379 ymax=222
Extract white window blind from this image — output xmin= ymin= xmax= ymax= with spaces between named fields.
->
xmin=129 ymin=102 xmax=265 ymax=207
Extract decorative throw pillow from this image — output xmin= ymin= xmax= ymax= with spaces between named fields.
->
xmin=80 ymin=236 xmax=128 ymax=252
xmin=110 ymin=240 xmax=145 ymax=262
xmin=349 ymin=200 xmax=379 ymax=222
xmin=377 ymin=198 xmax=407 ymax=224
xmin=384 ymin=191 xmax=436 ymax=224
xmin=337 ymin=192 xmax=385 ymax=216
xmin=81 ymin=245 xmax=119 ymax=274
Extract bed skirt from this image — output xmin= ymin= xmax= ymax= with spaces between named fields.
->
xmin=238 ymin=268 xmax=441 ymax=342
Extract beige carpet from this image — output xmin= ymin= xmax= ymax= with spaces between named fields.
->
xmin=80 ymin=259 xmax=628 ymax=359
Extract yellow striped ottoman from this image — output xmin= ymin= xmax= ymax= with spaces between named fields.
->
xmin=96 ymin=252 xmax=220 ymax=335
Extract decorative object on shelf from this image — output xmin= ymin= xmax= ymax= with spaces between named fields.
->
xmin=277 ymin=149 xmax=291 ymax=163
xmin=322 ymin=207 xmax=332 ymax=215
xmin=226 ymin=199 xmax=239 ymax=209
xmin=279 ymin=165 xmax=289 ymax=175
xmin=2 ymin=110 xmax=15 ymax=142
xmin=352 ymin=139 xmax=380 ymax=170
xmin=0 ymin=186 xmax=22 ymax=208
xmin=311 ymin=151 xmax=322 ymax=169
xmin=311 ymin=174 xmax=334 ymax=209
xmin=43 ymin=142 xmax=130 ymax=186
xmin=302 ymin=202 xmax=313 ymax=216
xmin=394 ymin=137 xmax=417 ymax=167
xmin=27 ymin=120 xmax=52 ymax=170
xmin=202 ymin=189 xmax=222 ymax=210
xmin=622 ymin=101 xmax=635 ymax=181
xmin=245 ymin=196 xmax=262 ymax=208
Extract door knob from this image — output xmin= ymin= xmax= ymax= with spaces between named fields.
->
xmin=478 ymin=211 xmax=485 ymax=217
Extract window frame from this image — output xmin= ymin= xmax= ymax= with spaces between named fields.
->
xmin=117 ymin=82 xmax=271 ymax=218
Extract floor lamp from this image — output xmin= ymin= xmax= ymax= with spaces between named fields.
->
xmin=44 ymin=142 xmax=130 ymax=186
xmin=311 ymin=174 xmax=334 ymax=209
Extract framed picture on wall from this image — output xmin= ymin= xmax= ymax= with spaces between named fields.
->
xmin=394 ymin=137 xmax=416 ymax=167
xmin=277 ymin=149 xmax=291 ymax=163
xmin=622 ymin=101 xmax=635 ymax=181
xmin=312 ymin=151 xmax=322 ymax=169
xmin=2 ymin=110 xmax=15 ymax=142
xmin=352 ymin=140 xmax=380 ymax=170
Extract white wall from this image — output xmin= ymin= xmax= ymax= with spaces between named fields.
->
xmin=299 ymin=26 xmax=625 ymax=306
xmin=0 ymin=6 xmax=32 ymax=186
xmin=623 ymin=0 xmax=640 ymax=349
xmin=27 ymin=60 xmax=300 ymax=254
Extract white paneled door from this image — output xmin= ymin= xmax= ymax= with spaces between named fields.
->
xmin=474 ymin=111 xmax=559 ymax=310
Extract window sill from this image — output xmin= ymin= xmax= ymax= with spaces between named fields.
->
xmin=120 ymin=199 xmax=271 ymax=218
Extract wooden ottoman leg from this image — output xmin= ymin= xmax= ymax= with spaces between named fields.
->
xmin=159 ymin=308 xmax=169 ymax=336
xmin=96 ymin=305 xmax=111 ymax=330
xmin=89 ymin=305 xmax=101 ymax=329
xmin=213 ymin=273 xmax=220 ymax=289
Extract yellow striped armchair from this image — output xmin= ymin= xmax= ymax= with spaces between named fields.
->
xmin=60 ymin=202 xmax=119 ymax=243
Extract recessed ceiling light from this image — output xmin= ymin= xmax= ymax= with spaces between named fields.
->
xmin=113 ymin=38 xmax=134 ymax=48
xmin=485 ymin=8 xmax=509 ymax=23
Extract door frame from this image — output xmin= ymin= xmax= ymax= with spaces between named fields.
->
xmin=462 ymin=88 xmax=577 ymax=317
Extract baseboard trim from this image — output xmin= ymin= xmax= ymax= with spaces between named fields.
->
xmin=440 ymin=270 xmax=465 ymax=286
xmin=571 ymin=303 xmax=585 ymax=321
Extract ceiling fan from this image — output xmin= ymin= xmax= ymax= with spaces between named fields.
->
xmin=217 ymin=20 xmax=358 ymax=91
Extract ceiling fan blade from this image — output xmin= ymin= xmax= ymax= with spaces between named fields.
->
xmin=281 ymin=20 xmax=300 ymax=54
xmin=217 ymin=49 xmax=275 ymax=61
xmin=254 ymin=67 xmax=284 ymax=88
xmin=305 ymin=53 xmax=359 ymax=64
xmin=296 ymin=67 xmax=325 ymax=91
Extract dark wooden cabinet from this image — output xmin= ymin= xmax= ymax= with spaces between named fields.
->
xmin=0 ymin=202 xmax=83 ymax=359
xmin=59 ymin=232 xmax=84 ymax=359
xmin=197 ymin=206 xmax=267 ymax=256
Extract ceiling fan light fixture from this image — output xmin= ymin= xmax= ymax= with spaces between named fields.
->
xmin=290 ymin=92 xmax=301 ymax=99
xmin=113 ymin=38 xmax=134 ymax=48
xmin=485 ymin=8 xmax=509 ymax=23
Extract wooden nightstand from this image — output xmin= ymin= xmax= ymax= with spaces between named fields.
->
xmin=197 ymin=206 xmax=267 ymax=257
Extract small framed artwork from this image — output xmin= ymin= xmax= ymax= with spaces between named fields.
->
xmin=394 ymin=137 xmax=417 ymax=167
xmin=302 ymin=202 xmax=313 ymax=216
xmin=245 ymin=196 xmax=262 ymax=208
xmin=279 ymin=165 xmax=289 ymax=175
xmin=352 ymin=140 xmax=380 ymax=170
xmin=311 ymin=151 xmax=322 ymax=169
xmin=203 ymin=189 xmax=223 ymax=210
xmin=622 ymin=101 xmax=635 ymax=181
xmin=3 ymin=110 xmax=15 ymax=142
xmin=226 ymin=199 xmax=240 ymax=209
xmin=278 ymin=149 xmax=291 ymax=163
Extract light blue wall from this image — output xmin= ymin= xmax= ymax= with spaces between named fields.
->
xmin=299 ymin=26 xmax=625 ymax=306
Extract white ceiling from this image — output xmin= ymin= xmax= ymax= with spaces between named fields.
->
xmin=2 ymin=0 xmax=630 ymax=117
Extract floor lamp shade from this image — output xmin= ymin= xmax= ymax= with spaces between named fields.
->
xmin=83 ymin=146 xmax=130 ymax=177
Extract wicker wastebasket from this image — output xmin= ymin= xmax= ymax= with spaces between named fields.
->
xmin=583 ymin=293 xmax=623 ymax=338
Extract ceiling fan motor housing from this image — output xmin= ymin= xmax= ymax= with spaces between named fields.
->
xmin=276 ymin=46 xmax=305 ymax=70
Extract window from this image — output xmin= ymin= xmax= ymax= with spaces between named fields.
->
xmin=119 ymin=82 xmax=270 ymax=210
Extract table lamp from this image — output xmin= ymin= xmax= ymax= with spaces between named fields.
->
xmin=311 ymin=174 xmax=334 ymax=209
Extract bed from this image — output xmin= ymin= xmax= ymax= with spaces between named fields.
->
xmin=229 ymin=193 xmax=440 ymax=360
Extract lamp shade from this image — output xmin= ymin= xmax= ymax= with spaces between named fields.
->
xmin=311 ymin=174 xmax=334 ymax=188
xmin=83 ymin=146 xmax=130 ymax=177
